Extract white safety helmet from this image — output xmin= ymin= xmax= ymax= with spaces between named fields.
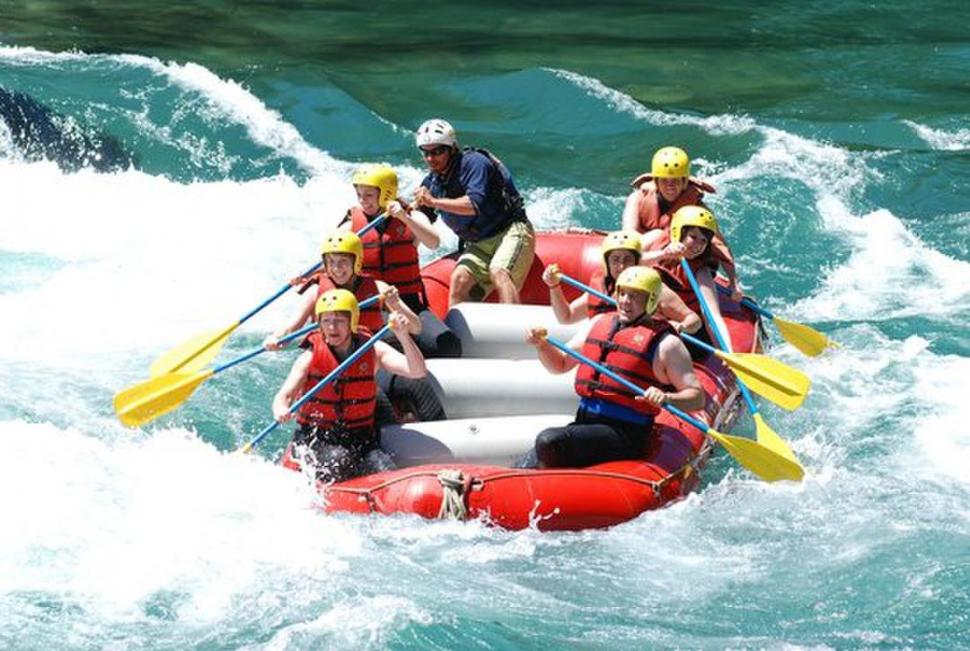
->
xmin=416 ymin=119 xmax=458 ymax=149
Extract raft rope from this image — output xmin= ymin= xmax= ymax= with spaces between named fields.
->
xmin=322 ymin=462 xmax=714 ymax=519
xmin=436 ymin=469 xmax=470 ymax=520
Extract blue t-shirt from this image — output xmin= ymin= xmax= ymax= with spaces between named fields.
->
xmin=420 ymin=148 xmax=527 ymax=242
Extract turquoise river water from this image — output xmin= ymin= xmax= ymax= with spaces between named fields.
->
xmin=1 ymin=2 xmax=968 ymax=649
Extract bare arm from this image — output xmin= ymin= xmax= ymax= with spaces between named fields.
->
xmin=648 ymin=336 xmax=704 ymax=412
xmin=712 ymin=232 xmax=742 ymax=300
xmin=657 ymin=285 xmax=702 ymax=334
xmin=264 ymin=291 xmax=316 ymax=350
xmin=640 ymin=240 xmax=685 ymax=266
xmin=695 ymin=267 xmax=733 ymax=353
xmin=525 ymin=319 xmax=593 ymax=374
xmin=272 ymin=350 xmax=312 ymax=422
xmin=377 ymin=281 xmax=421 ymax=334
xmin=621 ymin=189 xmax=642 ymax=233
xmin=543 ymin=263 xmax=587 ymax=324
xmin=375 ymin=315 xmax=427 ymax=378
xmin=414 ymin=186 xmax=476 ymax=216
xmin=388 ymin=200 xmax=440 ymax=250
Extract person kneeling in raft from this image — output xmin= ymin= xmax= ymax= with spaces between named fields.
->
xmin=517 ymin=267 xmax=704 ymax=469
xmin=642 ymin=205 xmax=736 ymax=354
xmin=272 ymin=289 xmax=427 ymax=483
xmin=621 ymin=145 xmax=741 ymax=301
xmin=338 ymin=164 xmax=461 ymax=359
xmin=265 ymin=230 xmax=421 ymax=348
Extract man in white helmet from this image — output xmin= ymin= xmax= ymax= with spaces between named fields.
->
xmin=412 ymin=118 xmax=536 ymax=308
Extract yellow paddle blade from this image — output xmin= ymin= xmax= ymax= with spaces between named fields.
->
xmin=113 ymin=369 xmax=214 ymax=428
xmin=753 ymin=413 xmax=802 ymax=466
xmin=716 ymin=351 xmax=811 ymax=411
xmin=774 ymin=317 xmax=838 ymax=357
xmin=707 ymin=428 xmax=805 ymax=482
xmin=149 ymin=323 xmax=237 ymax=377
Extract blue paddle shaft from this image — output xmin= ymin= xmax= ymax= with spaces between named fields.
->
xmin=235 ymin=215 xmax=387 ymax=327
xmin=561 ymin=272 xmax=720 ymax=359
xmin=681 ymin=260 xmax=760 ymax=415
xmin=212 ymin=295 xmax=381 ymax=376
xmin=559 ymin=274 xmax=615 ymax=306
xmin=355 ymin=213 xmax=387 ymax=238
xmin=545 ymin=336 xmax=710 ymax=435
xmin=238 ymin=260 xmax=321 ymax=325
xmin=212 ymin=323 xmax=316 ymax=375
xmin=246 ymin=324 xmax=392 ymax=451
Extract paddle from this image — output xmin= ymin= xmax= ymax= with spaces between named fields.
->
xmin=557 ymin=272 xmax=809 ymax=410
xmin=681 ymin=260 xmax=805 ymax=470
xmin=149 ymin=214 xmax=388 ymax=377
xmin=715 ymin=283 xmax=837 ymax=357
xmin=544 ymin=335 xmax=803 ymax=482
xmin=115 ymin=295 xmax=382 ymax=428
xmin=239 ymin=324 xmax=392 ymax=454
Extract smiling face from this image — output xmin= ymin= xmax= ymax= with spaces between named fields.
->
xmin=419 ymin=144 xmax=453 ymax=174
xmin=656 ymin=176 xmax=689 ymax=202
xmin=324 ymin=252 xmax=356 ymax=286
xmin=354 ymin=184 xmax=381 ymax=215
xmin=680 ymin=226 xmax=712 ymax=259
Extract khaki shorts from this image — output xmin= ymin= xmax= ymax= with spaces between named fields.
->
xmin=456 ymin=220 xmax=536 ymax=299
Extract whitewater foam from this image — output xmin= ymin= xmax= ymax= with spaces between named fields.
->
xmin=904 ymin=120 xmax=970 ymax=151
xmin=0 ymin=421 xmax=358 ymax=621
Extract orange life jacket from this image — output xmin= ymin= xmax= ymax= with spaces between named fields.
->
xmin=630 ymin=174 xmax=736 ymax=277
xmin=316 ymin=273 xmax=384 ymax=333
xmin=574 ymin=314 xmax=674 ymax=415
xmin=586 ymin=268 xmax=615 ymax=318
xmin=631 ymin=175 xmax=713 ymax=234
xmin=347 ymin=206 xmax=427 ymax=306
xmin=654 ymin=256 xmax=713 ymax=315
xmin=296 ymin=330 xmax=377 ymax=432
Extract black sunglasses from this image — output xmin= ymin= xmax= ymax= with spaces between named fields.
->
xmin=419 ymin=145 xmax=450 ymax=157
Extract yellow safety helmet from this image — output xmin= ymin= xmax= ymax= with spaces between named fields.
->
xmin=670 ymin=205 xmax=719 ymax=243
xmin=315 ymin=288 xmax=360 ymax=333
xmin=651 ymin=146 xmax=690 ymax=179
xmin=320 ymin=231 xmax=364 ymax=275
xmin=600 ymin=231 xmax=642 ymax=269
xmin=615 ymin=266 xmax=662 ymax=315
xmin=351 ymin=163 xmax=398 ymax=210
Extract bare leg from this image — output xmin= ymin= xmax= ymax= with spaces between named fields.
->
xmin=490 ymin=267 xmax=520 ymax=304
xmin=449 ymin=265 xmax=478 ymax=309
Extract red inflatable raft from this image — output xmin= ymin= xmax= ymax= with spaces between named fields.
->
xmin=283 ymin=229 xmax=756 ymax=531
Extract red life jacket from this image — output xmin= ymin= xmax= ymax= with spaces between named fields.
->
xmin=316 ymin=273 xmax=384 ymax=333
xmin=296 ymin=330 xmax=377 ymax=432
xmin=574 ymin=314 xmax=674 ymax=415
xmin=347 ymin=206 xmax=427 ymax=306
xmin=586 ymin=268 xmax=615 ymax=318
xmin=654 ymin=256 xmax=713 ymax=315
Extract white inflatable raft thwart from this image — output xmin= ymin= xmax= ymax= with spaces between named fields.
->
xmin=380 ymin=414 xmax=573 ymax=466
xmin=425 ymin=358 xmax=575 ymax=419
xmin=444 ymin=303 xmax=583 ymax=358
